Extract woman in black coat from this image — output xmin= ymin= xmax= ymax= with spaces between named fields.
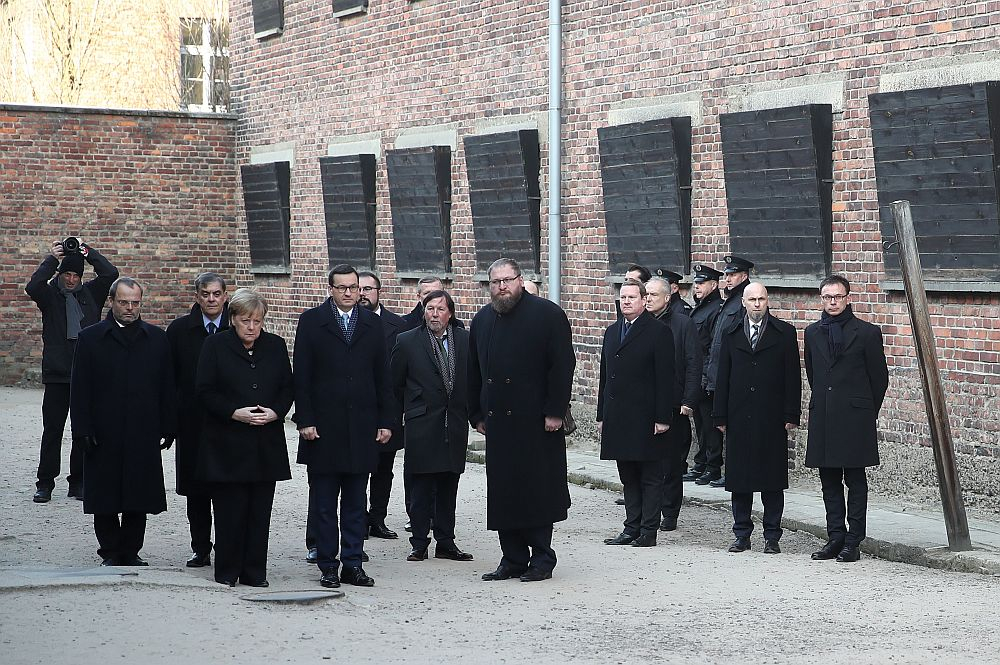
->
xmin=196 ymin=288 xmax=292 ymax=587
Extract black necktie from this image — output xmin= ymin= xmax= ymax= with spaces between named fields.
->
xmin=207 ymin=322 xmax=217 ymax=335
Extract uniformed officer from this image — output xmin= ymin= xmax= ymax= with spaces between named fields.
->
xmin=653 ymin=268 xmax=693 ymax=316
xmin=684 ymin=265 xmax=724 ymax=482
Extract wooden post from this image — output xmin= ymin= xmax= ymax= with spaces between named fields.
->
xmin=889 ymin=200 xmax=972 ymax=551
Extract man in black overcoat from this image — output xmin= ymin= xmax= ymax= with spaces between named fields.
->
xmin=645 ymin=274 xmax=702 ymax=531
xmin=804 ymin=275 xmax=889 ymax=563
xmin=700 ymin=255 xmax=754 ymax=488
xmin=70 ymin=277 xmax=176 ymax=566
xmin=391 ymin=290 xmax=473 ymax=563
xmin=598 ymin=280 xmax=675 ymax=548
xmin=469 ymin=258 xmax=575 ymax=582
xmin=26 ymin=238 xmax=118 ymax=503
xmin=684 ymin=264 xmax=724 ymax=482
xmin=294 ymin=265 xmax=393 ymax=589
xmin=166 ymin=272 xmax=229 ymax=568
xmin=713 ymin=282 xmax=801 ymax=554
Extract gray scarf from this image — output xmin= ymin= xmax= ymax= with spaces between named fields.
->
xmin=57 ymin=281 xmax=85 ymax=340
xmin=426 ymin=324 xmax=456 ymax=397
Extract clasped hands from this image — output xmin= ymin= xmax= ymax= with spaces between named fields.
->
xmin=233 ymin=405 xmax=279 ymax=426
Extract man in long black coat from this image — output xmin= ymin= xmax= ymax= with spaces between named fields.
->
xmin=70 ymin=277 xmax=176 ymax=566
xmin=645 ymin=275 xmax=702 ymax=531
xmin=685 ymin=264 xmax=724 ymax=482
xmin=26 ymin=239 xmax=118 ymax=503
xmin=713 ymin=282 xmax=800 ymax=554
xmin=391 ymin=290 xmax=473 ymax=562
xmin=469 ymin=258 xmax=575 ymax=582
xmin=598 ymin=280 xmax=675 ymax=547
xmin=294 ymin=265 xmax=393 ymax=589
xmin=804 ymin=275 xmax=889 ymax=563
xmin=166 ymin=272 xmax=229 ymax=568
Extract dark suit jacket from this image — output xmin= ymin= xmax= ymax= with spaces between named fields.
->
xmin=597 ymin=311 xmax=676 ymax=461
xmin=377 ymin=306 xmax=409 ymax=452
xmin=804 ymin=313 xmax=889 ymax=468
xmin=654 ymin=301 xmax=703 ymax=409
xmin=195 ymin=328 xmax=293 ymax=484
xmin=293 ymin=300 xmax=393 ymax=474
xmin=391 ymin=324 xmax=469 ymax=475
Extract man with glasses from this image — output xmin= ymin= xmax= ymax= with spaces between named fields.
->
xmin=293 ymin=265 xmax=393 ymax=588
xmin=469 ymin=258 xmax=575 ymax=582
xmin=70 ymin=277 xmax=176 ymax=566
xmin=804 ymin=275 xmax=888 ymax=563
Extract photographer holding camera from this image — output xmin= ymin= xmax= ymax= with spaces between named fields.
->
xmin=25 ymin=237 xmax=119 ymax=503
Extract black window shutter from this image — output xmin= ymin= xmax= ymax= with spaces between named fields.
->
xmin=720 ymin=104 xmax=833 ymax=279
xmin=869 ymin=82 xmax=1000 ymax=281
xmin=464 ymin=129 xmax=541 ymax=274
xmin=252 ymin=0 xmax=284 ymax=37
xmin=240 ymin=162 xmax=291 ymax=272
xmin=319 ymin=154 xmax=377 ymax=270
xmin=333 ymin=0 xmax=369 ymax=19
xmin=386 ymin=146 xmax=452 ymax=274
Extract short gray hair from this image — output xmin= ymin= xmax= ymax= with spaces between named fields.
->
xmin=194 ymin=272 xmax=227 ymax=292
xmin=487 ymin=257 xmax=520 ymax=278
xmin=228 ymin=288 xmax=268 ymax=318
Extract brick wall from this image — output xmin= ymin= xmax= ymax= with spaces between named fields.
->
xmin=0 ymin=104 xmax=243 ymax=384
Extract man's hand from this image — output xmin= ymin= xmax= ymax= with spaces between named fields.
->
xmin=717 ymin=424 xmax=726 ymax=433
xmin=474 ymin=421 xmax=486 ymax=435
xmin=159 ymin=436 xmax=175 ymax=451
xmin=50 ymin=241 xmax=64 ymax=260
xmin=680 ymin=405 xmax=693 ymax=417
xmin=785 ymin=422 xmax=797 ymax=431
xmin=544 ymin=416 xmax=563 ymax=432
xmin=653 ymin=422 xmax=670 ymax=435
xmin=376 ymin=428 xmax=392 ymax=444
xmin=597 ymin=421 xmax=603 ymax=435
xmin=299 ymin=426 xmax=319 ymax=441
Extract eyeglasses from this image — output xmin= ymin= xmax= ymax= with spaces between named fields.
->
xmin=820 ymin=294 xmax=847 ymax=302
xmin=331 ymin=285 xmax=359 ymax=293
xmin=115 ymin=300 xmax=141 ymax=308
xmin=489 ymin=275 xmax=521 ymax=288
xmin=359 ymin=286 xmax=379 ymax=293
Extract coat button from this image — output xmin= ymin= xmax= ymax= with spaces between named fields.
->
xmin=828 ymin=387 xmax=832 ymax=391
xmin=750 ymin=387 xmax=755 ymax=392
xmin=505 ymin=378 xmax=511 ymax=384
xmin=488 ymin=410 xmax=493 ymax=416
xmin=250 ymin=363 xmax=256 ymax=369
xmin=506 ymin=410 xmax=512 ymax=416
xmin=252 ymin=383 xmax=258 ymax=389
xmin=487 ymin=378 xmax=493 ymax=384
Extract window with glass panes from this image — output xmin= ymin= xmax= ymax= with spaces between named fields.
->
xmin=180 ymin=18 xmax=229 ymax=112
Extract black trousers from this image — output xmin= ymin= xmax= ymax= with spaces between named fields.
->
xmin=94 ymin=513 xmax=146 ymax=562
xmin=368 ymin=449 xmax=396 ymax=526
xmin=498 ymin=524 xmax=556 ymax=573
xmin=819 ymin=467 xmax=869 ymax=547
xmin=408 ymin=471 xmax=459 ymax=551
xmin=661 ymin=411 xmax=694 ymax=523
xmin=692 ymin=389 xmax=723 ymax=474
xmin=618 ymin=459 xmax=666 ymax=536
xmin=305 ymin=483 xmax=317 ymax=549
xmin=310 ymin=471 xmax=368 ymax=571
xmin=731 ymin=490 xmax=784 ymax=542
xmin=36 ymin=383 xmax=84 ymax=491
xmin=211 ymin=481 xmax=275 ymax=584
xmin=186 ymin=492 xmax=214 ymax=556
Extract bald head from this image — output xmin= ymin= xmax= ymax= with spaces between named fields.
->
xmin=743 ymin=282 xmax=768 ymax=323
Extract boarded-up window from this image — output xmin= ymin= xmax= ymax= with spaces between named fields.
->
xmin=598 ymin=117 xmax=693 ymax=275
xmin=333 ymin=0 xmax=368 ymax=18
xmin=240 ymin=162 xmax=291 ymax=273
xmin=319 ymin=154 xmax=377 ymax=270
xmin=869 ymin=82 xmax=1000 ymax=281
xmin=252 ymin=0 xmax=283 ymax=38
xmin=720 ymin=105 xmax=833 ymax=279
xmin=386 ymin=146 xmax=452 ymax=274
xmin=464 ymin=130 xmax=541 ymax=274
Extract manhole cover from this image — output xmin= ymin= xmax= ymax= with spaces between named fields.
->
xmin=240 ymin=590 xmax=344 ymax=604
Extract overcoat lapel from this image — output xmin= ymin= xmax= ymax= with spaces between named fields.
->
xmin=617 ymin=312 xmax=649 ymax=353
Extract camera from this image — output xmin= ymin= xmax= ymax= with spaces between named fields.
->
xmin=61 ymin=236 xmax=81 ymax=253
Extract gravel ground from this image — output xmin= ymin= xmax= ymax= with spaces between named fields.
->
xmin=2 ymin=387 xmax=999 ymax=664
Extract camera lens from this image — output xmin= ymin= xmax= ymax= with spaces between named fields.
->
xmin=63 ymin=237 xmax=80 ymax=252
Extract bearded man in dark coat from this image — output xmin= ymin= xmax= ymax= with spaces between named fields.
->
xmin=804 ymin=275 xmax=889 ymax=564
xmin=713 ymin=282 xmax=800 ymax=555
xmin=70 ymin=277 xmax=176 ymax=566
xmin=166 ymin=272 xmax=229 ymax=568
xmin=469 ymin=258 xmax=575 ymax=582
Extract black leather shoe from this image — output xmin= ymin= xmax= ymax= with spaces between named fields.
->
xmin=407 ymin=548 xmax=428 ymax=561
xmin=763 ymin=540 xmax=781 ymax=554
xmin=519 ymin=568 xmax=553 ymax=582
xmin=614 ymin=497 xmax=626 ymax=505
xmin=120 ymin=556 xmax=149 ymax=566
xmin=306 ymin=547 xmax=318 ymax=564
xmin=320 ymin=570 xmax=341 ymax=588
xmin=682 ymin=469 xmax=705 ymax=482
xmin=659 ymin=519 xmax=677 ymax=532
xmin=481 ymin=564 xmax=525 ymax=581
xmin=241 ymin=579 xmax=269 ymax=587
xmin=694 ymin=472 xmax=719 ymax=486
xmin=631 ymin=533 xmax=657 ymax=547
xmin=341 ymin=565 xmax=375 ymax=587
xmin=728 ymin=538 xmax=751 ymax=553
xmin=186 ymin=552 xmax=211 ymax=568
xmin=811 ymin=540 xmax=844 ymax=560
xmin=216 ymin=578 xmax=237 ymax=587
xmin=100 ymin=557 xmax=118 ymax=566
xmin=836 ymin=545 xmax=861 ymax=563
xmin=362 ymin=551 xmax=370 ymax=563
xmin=32 ymin=488 xmax=52 ymax=503
xmin=603 ymin=532 xmax=638 ymax=545
xmin=68 ymin=486 xmax=84 ymax=500
xmin=709 ymin=475 xmax=727 ymax=488
xmin=369 ymin=523 xmax=399 ymax=539
xmin=435 ymin=545 xmax=474 ymax=561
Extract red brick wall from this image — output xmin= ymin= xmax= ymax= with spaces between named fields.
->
xmin=0 ymin=105 xmax=243 ymax=384
xmin=227 ymin=1 xmax=1000 ymax=497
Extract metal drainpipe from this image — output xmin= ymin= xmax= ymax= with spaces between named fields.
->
xmin=547 ymin=0 xmax=562 ymax=305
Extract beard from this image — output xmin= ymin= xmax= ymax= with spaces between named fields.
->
xmin=748 ymin=310 xmax=766 ymax=323
xmin=491 ymin=290 xmax=522 ymax=314
xmin=359 ymin=297 xmax=377 ymax=311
